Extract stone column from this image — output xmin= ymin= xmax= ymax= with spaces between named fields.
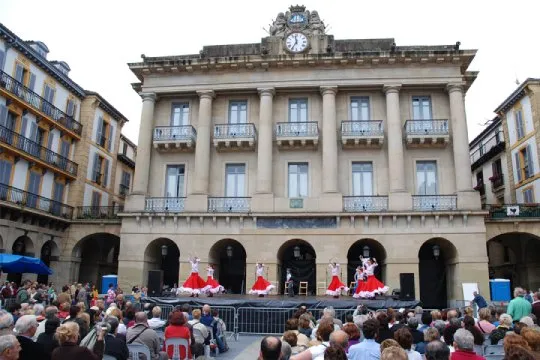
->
xmin=447 ymin=83 xmax=480 ymax=209
xmin=256 ymin=88 xmax=275 ymax=194
xmin=126 ymin=93 xmax=156 ymax=211
xmin=384 ymin=85 xmax=411 ymax=210
xmin=321 ymin=86 xmax=339 ymax=193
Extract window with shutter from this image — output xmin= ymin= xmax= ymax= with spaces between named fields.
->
xmin=515 ymin=152 xmax=522 ymax=182
xmin=103 ymin=159 xmax=110 ymax=187
xmin=525 ymin=144 xmax=534 ymax=178
xmin=523 ymin=187 xmax=535 ymax=204
xmin=66 ymin=100 xmax=74 ymax=117
xmin=0 ymin=160 xmax=12 ymax=185
xmin=91 ymin=191 xmax=101 ymax=207
xmin=28 ymin=73 xmax=36 ymax=92
xmin=20 ymin=117 xmax=28 ymax=138
xmin=108 ymin=125 xmax=114 ymax=152
xmin=96 ymin=117 xmax=104 ymax=143
xmin=14 ymin=64 xmax=24 ymax=83
xmin=0 ymin=104 xmax=7 ymax=128
xmin=92 ymin=153 xmax=100 ymax=182
xmin=0 ymin=50 xmax=5 ymax=70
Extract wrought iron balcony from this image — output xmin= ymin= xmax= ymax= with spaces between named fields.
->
xmin=275 ymin=121 xmax=319 ymax=149
xmin=119 ymin=184 xmax=129 ymax=197
xmin=208 ymin=197 xmax=251 ymax=213
xmin=343 ymin=196 xmax=388 ymax=212
xmin=341 ymin=121 xmax=384 ymax=148
xmin=76 ymin=206 xmax=123 ymax=219
xmin=0 ymin=124 xmax=78 ymax=178
xmin=153 ymin=125 xmax=196 ymax=152
xmin=0 ymin=70 xmax=82 ymax=136
xmin=404 ymin=119 xmax=449 ymax=147
xmin=470 ymin=131 xmax=505 ymax=171
xmin=412 ymin=195 xmax=457 ymax=211
xmin=213 ymin=123 xmax=256 ymax=151
xmin=489 ymin=175 xmax=504 ymax=191
xmin=0 ymin=183 xmax=73 ymax=218
xmin=484 ymin=204 xmax=540 ymax=219
xmin=145 ymin=197 xmax=185 ymax=212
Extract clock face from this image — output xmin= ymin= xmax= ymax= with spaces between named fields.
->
xmin=285 ymin=33 xmax=308 ymax=53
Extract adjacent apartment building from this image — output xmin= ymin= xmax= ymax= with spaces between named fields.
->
xmin=120 ymin=6 xmax=487 ymax=308
xmin=469 ymin=78 xmax=540 ymax=292
xmin=0 ymin=23 xmax=136 ymax=286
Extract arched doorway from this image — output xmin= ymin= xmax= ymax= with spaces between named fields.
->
xmin=277 ymin=239 xmax=316 ymax=295
xmin=72 ymin=233 xmax=120 ymax=287
xmin=487 ymin=232 xmax=540 ymax=292
xmin=208 ymin=239 xmax=246 ymax=294
xmin=144 ymin=238 xmax=180 ymax=290
xmin=8 ymin=235 xmax=35 ymax=284
xmin=0 ymin=235 xmax=4 ymax=253
xmin=37 ymin=240 xmax=59 ymax=284
xmin=418 ymin=238 xmax=457 ymax=309
xmin=347 ymin=239 xmax=386 ymax=286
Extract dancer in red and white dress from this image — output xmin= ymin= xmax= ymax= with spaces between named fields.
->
xmin=355 ymin=256 xmax=389 ymax=298
xmin=178 ymin=256 xmax=206 ymax=297
xmin=326 ymin=261 xmax=349 ymax=298
xmin=249 ymin=263 xmax=274 ymax=297
xmin=202 ymin=265 xmax=224 ymax=297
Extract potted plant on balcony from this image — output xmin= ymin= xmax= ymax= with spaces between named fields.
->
xmin=473 ymin=183 xmax=484 ymax=191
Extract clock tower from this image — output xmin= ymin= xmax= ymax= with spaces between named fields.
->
xmin=262 ymin=5 xmax=333 ymax=56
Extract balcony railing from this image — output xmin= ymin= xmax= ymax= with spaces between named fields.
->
xmin=76 ymin=206 xmax=123 ymax=219
xmin=0 ymin=183 xmax=73 ymax=218
xmin=489 ymin=175 xmax=504 ymax=190
xmin=343 ymin=196 xmax=388 ymax=212
xmin=208 ymin=197 xmax=251 ymax=212
xmin=341 ymin=121 xmax=383 ymax=137
xmin=0 ymin=124 xmax=78 ymax=177
xmin=275 ymin=122 xmax=318 ymax=137
xmin=412 ymin=195 xmax=457 ymax=211
xmin=484 ymin=204 xmax=540 ymax=219
xmin=119 ymin=184 xmax=129 ymax=197
xmin=145 ymin=197 xmax=185 ymax=212
xmin=214 ymin=123 xmax=256 ymax=139
xmin=404 ymin=119 xmax=449 ymax=135
xmin=470 ymin=131 xmax=505 ymax=168
xmin=153 ymin=126 xmax=196 ymax=142
xmin=0 ymin=70 xmax=82 ymax=135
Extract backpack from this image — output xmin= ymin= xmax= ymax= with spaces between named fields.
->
xmin=80 ymin=327 xmax=98 ymax=351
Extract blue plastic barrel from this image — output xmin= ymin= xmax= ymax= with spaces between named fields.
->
xmin=101 ymin=274 xmax=118 ymax=294
xmin=490 ymin=279 xmax=511 ymax=301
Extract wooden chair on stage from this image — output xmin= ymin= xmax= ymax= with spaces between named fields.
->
xmin=284 ymin=282 xmax=289 ymax=296
xmin=317 ymin=281 xmax=326 ymax=296
xmin=298 ymin=281 xmax=308 ymax=296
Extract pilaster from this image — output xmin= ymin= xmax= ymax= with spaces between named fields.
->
xmin=191 ymin=90 xmax=215 ymax=195
xmin=320 ymin=86 xmax=339 ymax=194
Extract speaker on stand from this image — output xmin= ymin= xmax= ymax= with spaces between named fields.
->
xmin=147 ymin=270 xmax=164 ymax=296
xmin=399 ymin=273 xmax=415 ymax=301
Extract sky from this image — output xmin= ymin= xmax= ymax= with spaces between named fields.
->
xmin=2 ymin=0 xmax=540 ymax=144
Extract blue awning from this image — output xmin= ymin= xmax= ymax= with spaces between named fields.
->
xmin=0 ymin=254 xmax=53 ymax=275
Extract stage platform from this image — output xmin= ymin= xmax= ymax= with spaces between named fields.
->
xmin=143 ymin=294 xmax=419 ymax=310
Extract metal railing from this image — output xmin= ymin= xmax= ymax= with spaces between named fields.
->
xmin=412 ymin=195 xmax=457 ymax=211
xmin=0 ymin=183 xmax=73 ymax=218
xmin=153 ymin=126 xmax=197 ymax=142
xmin=404 ymin=119 xmax=449 ymax=136
xmin=76 ymin=206 xmax=123 ymax=219
xmin=119 ymin=184 xmax=129 ymax=197
xmin=145 ymin=197 xmax=185 ymax=212
xmin=489 ymin=175 xmax=504 ymax=189
xmin=208 ymin=197 xmax=251 ymax=212
xmin=214 ymin=124 xmax=256 ymax=139
xmin=470 ymin=131 xmax=504 ymax=164
xmin=484 ymin=204 xmax=540 ymax=219
xmin=343 ymin=196 xmax=388 ymax=212
xmin=341 ymin=120 xmax=383 ymax=137
xmin=275 ymin=122 xmax=318 ymax=137
xmin=0 ymin=70 xmax=82 ymax=135
xmin=0 ymin=124 xmax=78 ymax=176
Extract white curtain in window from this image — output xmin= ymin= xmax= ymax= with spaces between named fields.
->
xmin=351 ymin=98 xmax=369 ymax=121
xmin=352 ymin=163 xmax=373 ymax=196
xmin=166 ymin=166 xmax=184 ymax=197
xmin=225 ymin=164 xmax=245 ymax=197
xmin=288 ymin=163 xmax=308 ymax=197
xmin=171 ymin=104 xmax=189 ymax=126
xmin=412 ymin=97 xmax=432 ymax=120
xmin=416 ymin=161 xmax=438 ymax=195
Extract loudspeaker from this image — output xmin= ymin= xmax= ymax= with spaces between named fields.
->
xmin=399 ymin=273 xmax=415 ymax=301
xmin=147 ymin=270 xmax=164 ymax=296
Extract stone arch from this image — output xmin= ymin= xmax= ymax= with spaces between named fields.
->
xmin=208 ymin=239 xmax=246 ymax=294
xmin=347 ymin=238 xmax=387 ymax=286
xmin=37 ymin=240 xmax=60 ymax=284
xmin=418 ymin=237 xmax=458 ymax=308
xmin=72 ymin=232 xmax=120 ymax=287
xmin=7 ymin=235 xmax=36 ymax=284
xmin=144 ymin=238 xmax=180 ymax=292
xmin=277 ymin=239 xmax=316 ymax=295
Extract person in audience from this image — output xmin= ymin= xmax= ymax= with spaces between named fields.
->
xmin=284 ymin=318 xmax=310 ymax=348
xmin=260 ymin=336 xmax=282 ymax=360
xmin=126 ymin=312 xmax=167 ymax=360
xmin=348 ymin=318 xmax=380 ymax=360
xmin=463 ymin=316 xmax=484 ymax=347
xmin=0 ymin=310 xmax=15 ymax=336
xmin=490 ymin=313 xmax=513 ymax=345
xmin=107 ymin=308 xmax=126 ymax=337
xmin=503 ymin=333 xmax=531 ymax=354
xmin=376 ymin=312 xmax=393 ymax=343
xmin=471 ymin=291 xmax=488 ymax=310
xmin=508 ymin=287 xmax=532 ymax=323
xmin=342 ymin=323 xmax=360 ymax=350
xmin=103 ymin=316 xmax=128 ymax=360
xmin=431 ymin=310 xmax=443 ymax=324
xmin=425 ymin=340 xmax=450 ymax=360
xmin=450 ymin=329 xmax=484 ymax=360
xmin=34 ymin=306 xmax=58 ymax=340
xmin=443 ymin=318 xmax=461 ymax=352
xmin=291 ymin=319 xmax=333 ymax=360
xmin=36 ymin=317 xmax=60 ymax=356
xmin=52 ymin=321 xmax=104 ymax=360
xmin=418 ymin=312 xmax=432 ymax=333
xmin=281 ymin=341 xmax=292 ymax=360
xmin=380 ymin=338 xmax=400 ymax=352
xmin=323 ymin=345 xmax=347 ymax=360
xmin=310 ymin=308 xmax=340 ymax=341
xmin=394 ymin=327 xmax=422 ymax=360
xmin=200 ymin=304 xmax=213 ymax=327
xmin=532 ymin=292 xmax=540 ymax=320
xmin=0 ymin=334 xmax=21 ymax=360
xmin=381 ymin=346 xmax=407 ymax=360
xmin=283 ymin=330 xmax=305 ymax=355
xmin=14 ymin=315 xmax=49 ymax=360
xmin=164 ymin=311 xmax=191 ymax=360
xmin=407 ymin=317 xmax=424 ymax=344
xmin=298 ymin=314 xmax=313 ymax=338
xmin=503 ymin=345 xmax=537 ymax=360
xmin=476 ymin=308 xmax=495 ymax=335
xmin=210 ymin=309 xmax=229 ymax=354
xmin=328 ymin=330 xmax=348 ymax=351
xmin=519 ymin=316 xmax=534 ymax=328
xmin=147 ymin=306 xmax=166 ymax=329
xmin=520 ymin=327 xmax=540 ymax=357
xmin=188 ymin=309 xmax=209 ymax=351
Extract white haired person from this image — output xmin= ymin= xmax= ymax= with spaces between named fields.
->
xmin=0 ymin=334 xmax=21 ymax=360
xmin=202 ymin=264 xmax=224 ymax=297
xmin=14 ymin=315 xmax=48 ymax=359
xmin=178 ymin=256 xmax=206 ymax=297
xmin=326 ymin=259 xmax=348 ymax=299
xmin=249 ymin=263 xmax=274 ymax=297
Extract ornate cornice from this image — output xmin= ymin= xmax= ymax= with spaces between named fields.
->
xmin=383 ymin=84 xmax=401 ymax=94
xmin=196 ymin=90 xmax=216 ymax=100
xmin=257 ymin=88 xmax=275 ymax=97
xmin=320 ymin=86 xmax=338 ymax=96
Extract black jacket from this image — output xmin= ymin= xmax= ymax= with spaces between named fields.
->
xmin=104 ymin=334 xmax=129 ymax=360
xmin=36 ymin=332 xmax=59 ymax=356
xmin=17 ymin=335 xmax=51 ymax=360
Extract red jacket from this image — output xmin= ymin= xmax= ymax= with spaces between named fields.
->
xmin=451 ymin=350 xmax=485 ymax=360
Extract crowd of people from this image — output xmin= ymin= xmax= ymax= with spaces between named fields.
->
xmin=0 ymin=279 xmax=230 ymax=360
xmin=257 ymin=287 xmax=540 ymax=360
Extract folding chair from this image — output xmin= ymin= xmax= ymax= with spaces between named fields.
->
xmin=316 ymin=281 xmax=327 ymax=296
xmin=127 ymin=343 xmax=151 ymax=360
xmin=165 ymin=338 xmax=190 ymax=360
xmin=298 ymin=282 xmax=308 ymax=296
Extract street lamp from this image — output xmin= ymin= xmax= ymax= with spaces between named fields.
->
xmin=432 ymin=244 xmax=441 ymax=260
xmin=293 ymin=246 xmax=301 ymax=259
xmin=363 ymin=245 xmax=370 ymax=258
xmin=226 ymin=245 xmax=233 ymax=258
xmin=161 ymin=245 xmax=168 ymax=257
